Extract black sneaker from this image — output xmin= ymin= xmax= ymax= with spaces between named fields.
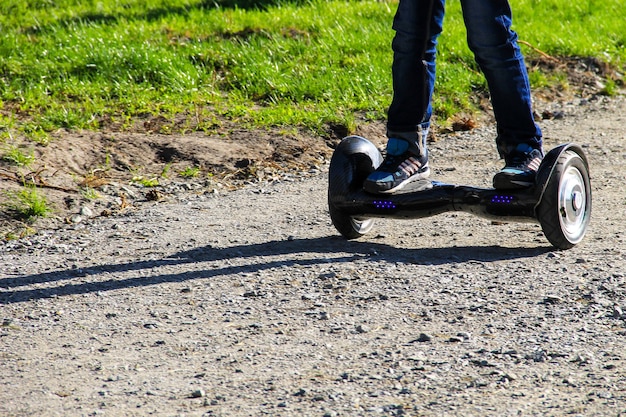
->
xmin=363 ymin=138 xmax=430 ymax=194
xmin=493 ymin=144 xmax=543 ymax=189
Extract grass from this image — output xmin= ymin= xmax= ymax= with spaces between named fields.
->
xmin=179 ymin=166 xmax=201 ymax=178
xmin=2 ymin=145 xmax=35 ymax=167
xmin=4 ymin=186 xmax=52 ymax=221
xmin=131 ymin=175 xmax=160 ymax=187
xmin=1 ymin=0 xmax=624 ymax=139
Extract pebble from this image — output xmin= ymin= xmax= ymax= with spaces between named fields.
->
xmin=293 ymin=388 xmax=307 ymax=397
xmin=413 ymin=333 xmax=432 ymax=343
xmin=191 ymin=389 xmax=206 ymax=398
xmin=542 ymin=295 xmax=563 ymax=304
xmin=356 ymin=324 xmax=370 ymax=334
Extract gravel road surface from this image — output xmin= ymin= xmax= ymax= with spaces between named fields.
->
xmin=1 ymin=96 xmax=625 ymax=416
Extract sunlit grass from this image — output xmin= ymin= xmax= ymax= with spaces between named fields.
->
xmin=4 ymin=186 xmax=52 ymax=221
xmin=0 ymin=0 xmax=623 ymax=137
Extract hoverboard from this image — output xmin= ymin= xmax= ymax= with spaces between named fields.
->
xmin=327 ymin=135 xmax=591 ymax=249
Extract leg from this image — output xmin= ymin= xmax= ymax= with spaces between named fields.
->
xmin=387 ymin=0 xmax=445 ymax=151
xmin=363 ymin=0 xmax=445 ymax=194
xmin=461 ymin=0 xmax=544 ymax=189
xmin=460 ymin=0 xmax=542 ymax=156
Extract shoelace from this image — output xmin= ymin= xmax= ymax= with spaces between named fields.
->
xmin=509 ymin=152 xmax=541 ymax=171
xmin=382 ymin=153 xmax=422 ymax=175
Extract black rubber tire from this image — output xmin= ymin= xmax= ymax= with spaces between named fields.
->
xmin=327 ymin=136 xmax=381 ymax=239
xmin=328 ymin=202 xmax=374 ymax=239
xmin=537 ymin=149 xmax=591 ymax=249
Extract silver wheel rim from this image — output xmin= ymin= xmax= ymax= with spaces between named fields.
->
xmin=558 ymin=163 xmax=589 ymax=243
xmin=351 ymin=217 xmax=374 ymax=234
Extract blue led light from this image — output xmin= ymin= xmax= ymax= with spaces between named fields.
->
xmin=373 ymin=200 xmax=397 ymax=209
xmin=491 ymin=195 xmax=515 ymax=204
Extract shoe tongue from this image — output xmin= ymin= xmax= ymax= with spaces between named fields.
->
xmin=386 ymin=138 xmax=409 ymax=156
xmin=515 ymin=143 xmax=533 ymax=154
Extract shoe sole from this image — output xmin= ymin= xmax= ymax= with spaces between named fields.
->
xmin=364 ymin=168 xmax=431 ymax=194
xmin=493 ymin=175 xmax=534 ymax=190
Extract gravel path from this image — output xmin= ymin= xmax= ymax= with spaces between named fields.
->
xmin=1 ymin=96 xmax=625 ymax=416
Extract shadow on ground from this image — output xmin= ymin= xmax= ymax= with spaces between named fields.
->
xmin=1 ymin=236 xmax=551 ymax=304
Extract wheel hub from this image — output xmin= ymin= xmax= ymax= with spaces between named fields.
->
xmin=571 ymin=190 xmax=583 ymax=212
xmin=558 ymin=165 xmax=588 ymax=242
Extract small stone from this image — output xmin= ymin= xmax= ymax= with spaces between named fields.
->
xmin=191 ymin=389 xmax=205 ymax=398
xmin=571 ymin=353 xmax=593 ymax=365
xmin=471 ymin=359 xmax=494 ymax=367
xmin=356 ymin=324 xmax=370 ymax=334
xmin=503 ymin=372 xmax=518 ymax=381
xmin=542 ymin=295 xmax=562 ymax=304
xmin=145 ymin=189 xmax=162 ymax=201
xmin=413 ymin=333 xmax=432 ymax=343
xmin=293 ymin=388 xmax=307 ymax=397
xmin=80 ymin=206 xmax=93 ymax=217
xmin=120 ymin=186 xmax=136 ymax=197
xmin=70 ymin=214 xmax=83 ymax=224
xmin=531 ymin=350 xmax=549 ymax=362
xmin=457 ymin=332 xmax=471 ymax=340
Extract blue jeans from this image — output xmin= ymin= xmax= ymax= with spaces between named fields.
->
xmin=387 ymin=0 xmax=542 ymax=157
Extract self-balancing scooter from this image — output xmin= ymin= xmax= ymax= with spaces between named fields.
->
xmin=327 ymin=135 xmax=591 ymax=249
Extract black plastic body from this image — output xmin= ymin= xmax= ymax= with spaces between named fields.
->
xmin=328 ymin=135 xmax=582 ymax=223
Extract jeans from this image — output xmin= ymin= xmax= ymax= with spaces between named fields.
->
xmin=387 ymin=0 xmax=542 ymax=157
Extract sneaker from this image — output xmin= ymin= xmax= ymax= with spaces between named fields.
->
xmin=363 ymin=138 xmax=430 ymax=194
xmin=493 ymin=143 xmax=543 ymax=189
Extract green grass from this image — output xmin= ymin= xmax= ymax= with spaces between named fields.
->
xmin=0 ymin=0 xmax=624 ymax=137
xmin=179 ymin=166 xmax=201 ymax=178
xmin=4 ymin=186 xmax=52 ymax=221
xmin=2 ymin=145 xmax=35 ymax=166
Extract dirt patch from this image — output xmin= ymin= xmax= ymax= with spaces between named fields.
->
xmin=0 ymin=122 xmax=347 ymax=236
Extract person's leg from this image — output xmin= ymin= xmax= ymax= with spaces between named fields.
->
xmin=461 ymin=0 xmax=543 ymax=189
xmin=460 ymin=0 xmax=542 ymax=155
xmin=387 ymin=0 xmax=445 ymax=150
xmin=364 ymin=0 xmax=444 ymax=194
